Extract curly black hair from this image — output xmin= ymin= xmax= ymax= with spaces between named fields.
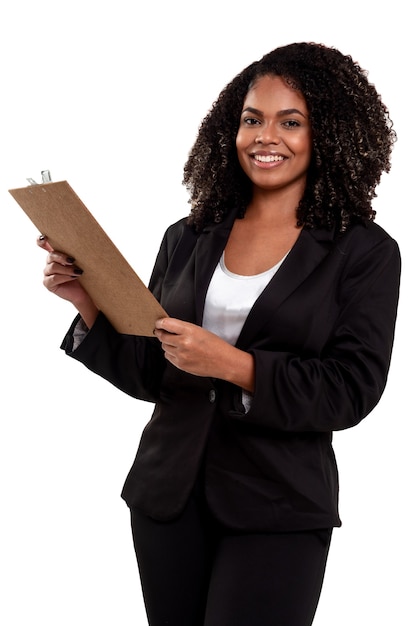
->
xmin=183 ymin=42 xmax=396 ymax=232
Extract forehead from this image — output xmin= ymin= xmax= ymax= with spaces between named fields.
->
xmin=243 ymin=74 xmax=308 ymax=112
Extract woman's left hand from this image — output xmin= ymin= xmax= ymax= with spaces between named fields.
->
xmin=154 ymin=317 xmax=255 ymax=391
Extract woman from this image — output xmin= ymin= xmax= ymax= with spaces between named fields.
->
xmin=38 ymin=42 xmax=401 ymax=625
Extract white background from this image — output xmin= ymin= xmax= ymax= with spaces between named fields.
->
xmin=0 ymin=1 xmax=415 ymax=624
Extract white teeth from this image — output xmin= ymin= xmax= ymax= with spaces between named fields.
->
xmin=254 ymin=154 xmax=285 ymax=162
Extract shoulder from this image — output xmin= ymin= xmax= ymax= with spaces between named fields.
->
xmin=333 ymin=221 xmax=401 ymax=288
xmin=164 ymin=217 xmax=196 ymax=241
xmin=334 ymin=220 xmax=400 ymax=262
xmin=345 ymin=220 xmax=397 ymax=245
xmin=163 ymin=206 xmax=239 ymax=244
xmin=307 ymin=219 xmax=400 ymax=263
xmin=165 ymin=216 xmax=190 ymax=234
xmin=158 ymin=217 xmax=197 ymax=255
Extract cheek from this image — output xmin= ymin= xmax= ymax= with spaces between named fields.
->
xmin=293 ymin=135 xmax=312 ymax=162
xmin=235 ymin=130 xmax=244 ymax=152
xmin=235 ymin=132 xmax=248 ymax=168
xmin=235 ymin=124 xmax=254 ymax=150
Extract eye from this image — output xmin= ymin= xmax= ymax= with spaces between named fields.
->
xmin=282 ymin=120 xmax=301 ymax=129
xmin=242 ymin=116 xmax=261 ymax=126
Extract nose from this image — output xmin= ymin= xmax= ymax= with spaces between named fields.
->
xmin=255 ymin=122 xmax=281 ymax=145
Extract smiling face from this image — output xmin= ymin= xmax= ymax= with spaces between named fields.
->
xmin=236 ymin=74 xmax=312 ymax=201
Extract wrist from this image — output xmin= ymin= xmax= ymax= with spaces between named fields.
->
xmin=75 ymin=298 xmax=99 ymax=329
xmin=221 ymin=347 xmax=255 ymax=392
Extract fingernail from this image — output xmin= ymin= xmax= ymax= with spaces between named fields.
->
xmin=66 ymin=256 xmax=75 ymax=263
xmin=72 ymin=268 xmax=83 ymax=275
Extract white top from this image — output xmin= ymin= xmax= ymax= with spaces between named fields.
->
xmin=202 ymin=251 xmax=287 ymax=345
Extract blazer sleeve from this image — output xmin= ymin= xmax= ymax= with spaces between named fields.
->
xmin=60 ymin=226 xmax=173 ymax=402
xmin=231 ymin=234 xmax=401 ymax=433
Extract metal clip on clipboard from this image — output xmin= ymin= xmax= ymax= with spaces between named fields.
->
xmin=26 ymin=170 xmax=52 ymax=185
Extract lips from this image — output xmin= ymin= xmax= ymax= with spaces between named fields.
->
xmin=250 ymin=152 xmax=288 ymax=169
xmin=254 ymin=154 xmax=286 ymax=163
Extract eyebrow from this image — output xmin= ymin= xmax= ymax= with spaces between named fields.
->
xmin=242 ymin=106 xmax=307 ymax=118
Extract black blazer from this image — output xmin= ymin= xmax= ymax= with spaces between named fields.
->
xmin=62 ymin=209 xmax=401 ymax=532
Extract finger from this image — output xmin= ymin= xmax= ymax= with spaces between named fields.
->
xmin=46 ymin=250 xmax=80 ymax=268
xmin=154 ymin=328 xmax=174 ymax=346
xmin=43 ymin=273 xmax=80 ymax=292
xmin=155 ymin=317 xmax=184 ymax=334
xmin=44 ymin=260 xmax=83 ymax=278
xmin=160 ymin=333 xmax=180 ymax=349
xmin=37 ymin=234 xmax=54 ymax=253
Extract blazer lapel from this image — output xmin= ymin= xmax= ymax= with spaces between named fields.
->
xmin=235 ymin=226 xmax=336 ymax=349
xmin=194 ymin=210 xmax=238 ymax=324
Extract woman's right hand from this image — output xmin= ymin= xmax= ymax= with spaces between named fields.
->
xmin=37 ymin=235 xmax=99 ymax=328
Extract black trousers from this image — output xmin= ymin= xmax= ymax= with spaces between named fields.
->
xmin=130 ymin=487 xmax=332 ymax=626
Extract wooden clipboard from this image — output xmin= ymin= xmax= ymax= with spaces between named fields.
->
xmin=9 ymin=180 xmax=167 ymax=336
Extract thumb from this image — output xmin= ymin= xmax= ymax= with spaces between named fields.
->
xmin=36 ymin=234 xmax=54 ymax=253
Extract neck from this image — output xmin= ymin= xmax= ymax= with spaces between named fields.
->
xmin=246 ymin=186 xmax=303 ymax=226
